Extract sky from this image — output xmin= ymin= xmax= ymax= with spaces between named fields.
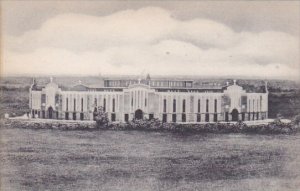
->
xmin=1 ymin=1 xmax=300 ymax=80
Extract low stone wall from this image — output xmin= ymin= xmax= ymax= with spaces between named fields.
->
xmin=1 ymin=118 xmax=299 ymax=134
xmin=2 ymin=118 xmax=96 ymax=130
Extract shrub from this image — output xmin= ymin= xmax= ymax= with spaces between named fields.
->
xmin=292 ymin=114 xmax=300 ymax=126
xmin=93 ymin=106 xmax=109 ymax=128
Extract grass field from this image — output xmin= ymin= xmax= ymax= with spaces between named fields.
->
xmin=1 ymin=127 xmax=300 ymax=191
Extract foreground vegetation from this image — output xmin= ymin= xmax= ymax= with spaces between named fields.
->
xmin=2 ymin=107 xmax=300 ymax=134
xmin=2 ymin=116 xmax=299 ymax=135
xmin=105 ymin=119 xmax=299 ymax=134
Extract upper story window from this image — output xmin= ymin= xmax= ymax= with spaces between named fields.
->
xmin=214 ymin=99 xmax=217 ymax=113
xmin=94 ymin=98 xmax=97 ymax=107
xmin=260 ymin=96 xmax=262 ymax=111
xmin=206 ymin=99 xmax=209 ymax=113
xmin=198 ymin=99 xmax=201 ymax=113
xmin=81 ymin=98 xmax=83 ymax=112
xmin=66 ymin=98 xmax=69 ymax=111
xmin=173 ymin=99 xmax=176 ymax=113
xmin=74 ymin=98 xmax=76 ymax=111
xmin=112 ymin=98 xmax=115 ymax=112
xmin=182 ymin=99 xmax=186 ymax=113
xmin=103 ymin=98 xmax=106 ymax=112
xmin=163 ymin=99 xmax=167 ymax=113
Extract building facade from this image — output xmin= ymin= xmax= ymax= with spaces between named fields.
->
xmin=29 ymin=76 xmax=268 ymax=123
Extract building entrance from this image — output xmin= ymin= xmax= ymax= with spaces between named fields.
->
xmin=48 ymin=106 xmax=53 ymax=119
xmin=231 ymin=109 xmax=239 ymax=121
xmin=135 ymin=109 xmax=143 ymax=120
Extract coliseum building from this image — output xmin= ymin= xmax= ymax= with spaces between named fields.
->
xmin=29 ymin=75 xmax=268 ymax=123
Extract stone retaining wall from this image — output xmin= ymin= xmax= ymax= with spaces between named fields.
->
xmin=1 ymin=118 xmax=299 ymax=134
xmin=2 ymin=118 xmax=96 ymax=130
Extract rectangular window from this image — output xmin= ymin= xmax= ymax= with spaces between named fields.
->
xmin=205 ymin=113 xmax=209 ymax=122
xmin=80 ymin=113 xmax=84 ymax=120
xmin=94 ymin=98 xmax=97 ymax=107
xmin=242 ymin=113 xmax=245 ymax=121
xmin=74 ymin=99 xmax=76 ymax=111
xmin=182 ymin=100 xmax=186 ymax=113
xmin=55 ymin=94 xmax=60 ymax=104
xmin=73 ymin=112 xmax=76 ymax=120
xmin=182 ymin=114 xmax=186 ymax=122
xmin=225 ymin=112 xmax=229 ymax=122
xmin=112 ymin=99 xmax=115 ymax=112
xmin=41 ymin=94 xmax=46 ymax=104
xmin=163 ymin=99 xmax=167 ymax=113
xmin=248 ymin=112 xmax=251 ymax=121
xmin=103 ymin=99 xmax=106 ymax=112
xmin=111 ymin=113 xmax=116 ymax=122
xmin=260 ymin=96 xmax=262 ymax=111
xmin=173 ymin=99 xmax=176 ymax=113
xmin=197 ymin=114 xmax=201 ymax=122
xmin=214 ymin=99 xmax=217 ymax=113
xmin=213 ymin=113 xmax=217 ymax=122
xmin=172 ymin=114 xmax=176 ymax=122
xmin=162 ymin=114 xmax=167 ymax=123
xmin=149 ymin=114 xmax=154 ymax=120
xmin=66 ymin=98 xmax=69 ymax=111
xmin=125 ymin=114 xmax=129 ymax=122
xmin=81 ymin=98 xmax=83 ymax=112
xmin=206 ymin=99 xmax=209 ymax=113
xmin=65 ymin=112 xmax=69 ymax=120
xmin=198 ymin=99 xmax=201 ymax=113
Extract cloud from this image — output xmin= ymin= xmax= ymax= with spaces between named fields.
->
xmin=3 ymin=7 xmax=299 ymax=80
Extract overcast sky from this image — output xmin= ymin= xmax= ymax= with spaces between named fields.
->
xmin=1 ymin=1 xmax=300 ymax=80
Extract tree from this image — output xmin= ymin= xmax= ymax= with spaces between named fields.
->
xmin=93 ymin=106 xmax=109 ymax=128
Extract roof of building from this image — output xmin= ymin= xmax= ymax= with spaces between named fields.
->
xmin=30 ymin=77 xmax=267 ymax=93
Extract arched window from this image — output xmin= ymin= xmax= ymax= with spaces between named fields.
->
xmin=214 ymin=99 xmax=217 ymax=113
xmin=173 ymin=99 xmax=176 ymax=113
xmin=163 ymin=99 xmax=167 ymax=113
xmin=197 ymin=99 xmax=201 ymax=113
xmin=66 ymin=98 xmax=69 ymax=111
xmin=112 ymin=98 xmax=115 ymax=112
xmin=81 ymin=98 xmax=83 ymax=112
xmin=103 ymin=98 xmax=106 ymax=112
xmin=74 ymin=99 xmax=76 ymax=111
xmin=206 ymin=99 xmax=209 ymax=113
xmin=182 ymin=99 xmax=186 ymax=113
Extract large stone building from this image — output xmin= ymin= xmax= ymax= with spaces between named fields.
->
xmin=29 ymin=76 xmax=268 ymax=123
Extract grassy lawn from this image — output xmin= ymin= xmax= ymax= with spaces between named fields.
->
xmin=1 ymin=127 xmax=300 ymax=191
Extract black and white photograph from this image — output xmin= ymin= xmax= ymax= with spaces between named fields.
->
xmin=0 ymin=1 xmax=300 ymax=190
